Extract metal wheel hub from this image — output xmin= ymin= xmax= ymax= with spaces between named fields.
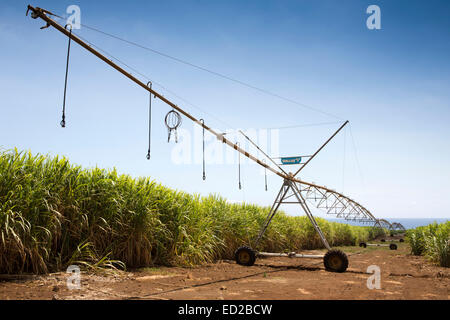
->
xmin=329 ymin=255 xmax=343 ymax=269
xmin=238 ymin=251 xmax=250 ymax=264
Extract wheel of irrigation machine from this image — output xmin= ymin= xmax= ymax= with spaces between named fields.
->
xmin=389 ymin=243 xmax=398 ymax=250
xmin=359 ymin=242 xmax=367 ymax=248
xmin=399 ymin=238 xmax=404 ymax=242
xmin=234 ymin=246 xmax=256 ymax=266
xmin=323 ymin=249 xmax=349 ymax=273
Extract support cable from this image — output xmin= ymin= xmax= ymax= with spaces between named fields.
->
xmin=238 ymin=129 xmax=287 ymax=176
xmin=73 ymin=32 xmax=234 ymax=133
xmin=42 ymin=10 xmax=342 ymax=120
xmin=59 ymin=23 xmax=345 ymax=143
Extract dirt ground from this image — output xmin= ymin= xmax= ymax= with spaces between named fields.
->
xmin=0 ymin=242 xmax=448 ymax=300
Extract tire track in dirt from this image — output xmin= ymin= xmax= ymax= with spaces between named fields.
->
xmin=125 ymin=268 xmax=290 ymax=300
xmin=1 ymin=244 xmax=448 ymax=300
xmin=125 ymin=250 xmax=371 ymax=300
xmin=127 ymin=248 xmax=447 ymax=300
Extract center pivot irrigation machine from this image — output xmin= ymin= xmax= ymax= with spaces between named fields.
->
xmin=26 ymin=6 xmax=403 ymax=273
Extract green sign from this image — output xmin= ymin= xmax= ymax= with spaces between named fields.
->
xmin=281 ymin=156 xmax=302 ymax=165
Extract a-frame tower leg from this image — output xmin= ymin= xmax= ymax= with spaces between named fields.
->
xmin=253 ymin=179 xmax=330 ymax=250
xmin=235 ymin=178 xmax=348 ymax=272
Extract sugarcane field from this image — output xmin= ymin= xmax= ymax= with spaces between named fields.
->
xmin=0 ymin=0 xmax=449 ymax=311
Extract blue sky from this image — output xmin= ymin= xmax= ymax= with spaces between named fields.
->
xmin=1 ymin=0 xmax=449 ymax=219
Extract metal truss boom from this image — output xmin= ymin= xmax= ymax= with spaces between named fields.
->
xmin=27 ymin=5 xmax=390 ymax=233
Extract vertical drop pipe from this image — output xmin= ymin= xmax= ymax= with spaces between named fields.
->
xmin=200 ymin=119 xmax=206 ymax=180
xmin=61 ymin=24 xmax=73 ymax=128
xmin=264 ymin=160 xmax=268 ymax=191
xmin=237 ymin=142 xmax=242 ymax=190
xmin=146 ymin=81 xmax=152 ymax=159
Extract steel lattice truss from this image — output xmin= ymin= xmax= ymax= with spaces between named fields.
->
xmin=390 ymin=222 xmax=406 ymax=231
xmin=296 ymin=180 xmax=375 ymax=222
xmin=373 ymin=219 xmax=393 ymax=229
xmin=293 ymin=179 xmax=402 ymax=230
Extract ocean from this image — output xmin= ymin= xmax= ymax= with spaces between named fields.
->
xmin=326 ymin=218 xmax=448 ymax=230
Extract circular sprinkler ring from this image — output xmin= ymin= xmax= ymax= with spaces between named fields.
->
xmin=324 ymin=249 xmax=348 ymax=273
xmin=165 ymin=110 xmax=182 ymax=143
xmin=234 ymin=246 xmax=256 ymax=266
xmin=389 ymin=243 xmax=398 ymax=250
xmin=359 ymin=242 xmax=367 ymax=248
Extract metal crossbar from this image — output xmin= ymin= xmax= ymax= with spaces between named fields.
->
xmin=253 ymin=179 xmax=331 ymax=250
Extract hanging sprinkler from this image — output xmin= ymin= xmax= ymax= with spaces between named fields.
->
xmin=61 ymin=24 xmax=73 ymax=128
xmin=165 ymin=109 xmax=182 ymax=143
xmin=237 ymin=142 xmax=242 ymax=190
xmin=199 ymin=119 xmax=206 ymax=180
xmin=146 ymin=81 xmax=152 ymax=160
xmin=263 ymin=159 xmax=268 ymax=191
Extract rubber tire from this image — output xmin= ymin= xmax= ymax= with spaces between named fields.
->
xmin=381 ymin=239 xmax=386 ymax=242
xmin=399 ymin=239 xmax=404 ymax=243
xmin=324 ymin=249 xmax=349 ymax=273
xmin=234 ymin=246 xmax=256 ymax=266
xmin=359 ymin=242 xmax=367 ymax=248
xmin=389 ymin=243 xmax=398 ymax=250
